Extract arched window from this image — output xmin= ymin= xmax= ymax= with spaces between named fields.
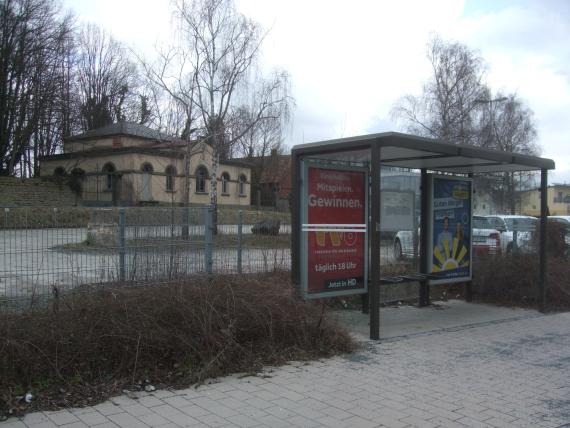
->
xmin=69 ymin=168 xmax=85 ymax=195
xmin=141 ymin=162 xmax=153 ymax=173
xmin=102 ymin=163 xmax=116 ymax=191
xmin=53 ymin=167 xmax=66 ymax=177
xmin=239 ymin=174 xmax=247 ymax=196
xmin=221 ymin=172 xmax=230 ymax=194
xmin=165 ymin=165 xmax=176 ymax=191
xmin=71 ymin=168 xmax=85 ymax=176
xmin=195 ymin=166 xmax=208 ymax=193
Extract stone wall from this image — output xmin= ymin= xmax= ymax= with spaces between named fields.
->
xmin=0 ymin=176 xmax=78 ymax=207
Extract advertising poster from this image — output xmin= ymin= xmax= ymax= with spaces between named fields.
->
xmin=303 ymin=166 xmax=367 ymax=297
xmin=430 ymin=176 xmax=472 ymax=283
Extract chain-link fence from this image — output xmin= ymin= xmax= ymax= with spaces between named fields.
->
xmin=0 ymin=206 xmax=291 ymax=312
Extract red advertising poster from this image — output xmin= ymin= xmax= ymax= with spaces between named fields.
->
xmin=305 ymin=167 xmax=367 ymax=295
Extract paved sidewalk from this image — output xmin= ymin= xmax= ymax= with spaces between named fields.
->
xmin=3 ymin=308 xmax=570 ymax=427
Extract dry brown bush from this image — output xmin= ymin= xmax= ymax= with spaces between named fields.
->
xmin=0 ymin=272 xmax=355 ymax=415
xmin=473 ymin=254 xmax=570 ymax=309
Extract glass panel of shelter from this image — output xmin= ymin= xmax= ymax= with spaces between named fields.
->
xmin=380 ymin=165 xmax=422 ymax=288
xmin=301 ymin=148 xmax=425 ymax=301
xmin=300 ymin=149 xmax=371 ymax=299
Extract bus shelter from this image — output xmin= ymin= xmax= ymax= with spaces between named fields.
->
xmin=290 ymin=132 xmax=555 ymax=340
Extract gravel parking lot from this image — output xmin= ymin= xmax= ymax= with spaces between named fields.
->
xmin=0 ymin=226 xmax=291 ymax=303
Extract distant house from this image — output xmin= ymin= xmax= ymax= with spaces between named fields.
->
xmin=518 ymin=184 xmax=570 ymax=216
xmin=38 ymin=122 xmax=252 ymax=206
xmin=257 ymin=154 xmax=291 ymax=209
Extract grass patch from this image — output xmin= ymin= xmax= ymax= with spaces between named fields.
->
xmin=0 ymin=272 xmax=355 ymax=418
xmin=1 ymin=205 xmax=290 ymax=229
xmin=214 ymin=234 xmax=290 ymax=248
xmin=217 ymin=207 xmax=290 ymax=225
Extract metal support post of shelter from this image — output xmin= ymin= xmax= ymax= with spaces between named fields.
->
xmin=369 ymin=144 xmax=381 ymax=340
xmin=291 ymin=153 xmax=300 ymax=288
xmin=539 ymin=168 xmax=548 ymax=312
xmin=419 ymin=169 xmax=429 ymax=307
xmin=465 ymin=172 xmax=474 ymax=302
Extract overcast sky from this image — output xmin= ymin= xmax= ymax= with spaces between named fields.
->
xmin=63 ymin=0 xmax=570 ymax=183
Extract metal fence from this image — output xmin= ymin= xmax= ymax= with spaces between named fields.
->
xmin=0 ymin=206 xmax=291 ymax=311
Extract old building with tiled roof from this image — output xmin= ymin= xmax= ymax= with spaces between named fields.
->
xmin=38 ymin=122 xmax=252 ymax=206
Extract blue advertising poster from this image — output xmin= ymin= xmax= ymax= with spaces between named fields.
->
xmin=430 ymin=177 xmax=472 ymax=282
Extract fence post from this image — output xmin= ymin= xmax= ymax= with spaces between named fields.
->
xmin=204 ymin=205 xmax=213 ymax=274
xmin=237 ymin=210 xmax=243 ymax=274
xmin=53 ymin=207 xmax=58 ymax=228
xmin=512 ymin=230 xmax=519 ymax=253
xmin=182 ymin=206 xmax=190 ymax=239
xmin=4 ymin=208 xmax=9 ymax=228
xmin=119 ymin=208 xmax=126 ymax=282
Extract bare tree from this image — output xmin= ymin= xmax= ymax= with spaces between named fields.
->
xmin=475 ymin=93 xmax=539 ymax=213
xmin=137 ymin=44 xmax=198 ymax=137
xmin=392 ymin=35 xmax=542 ymax=215
xmin=0 ymin=0 xmax=75 ymax=176
xmin=137 ymin=44 xmax=203 ymax=212
xmin=230 ymin=69 xmax=292 ymax=160
xmin=392 ymin=35 xmax=487 ymax=145
xmin=174 ymin=0 xmax=292 ymax=221
xmin=76 ymin=23 xmax=145 ymax=131
xmin=142 ymin=0 xmax=292 ymax=227
xmin=28 ymin=16 xmax=77 ymax=176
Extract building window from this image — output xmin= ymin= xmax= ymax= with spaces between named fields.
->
xmin=221 ymin=172 xmax=230 ymax=194
xmin=165 ymin=165 xmax=176 ymax=191
xmin=196 ymin=166 xmax=208 ymax=193
xmin=53 ymin=167 xmax=66 ymax=176
xmin=239 ymin=174 xmax=247 ymax=196
xmin=71 ymin=168 xmax=85 ymax=176
xmin=141 ymin=162 xmax=154 ymax=173
xmin=102 ymin=163 xmax=116 ymax=191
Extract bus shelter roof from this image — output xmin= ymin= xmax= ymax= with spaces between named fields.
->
xmin=292 ymin=132 xmax=555 ymax=173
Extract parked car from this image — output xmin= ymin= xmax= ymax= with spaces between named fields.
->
xmin=484 ymin=215 xmax=538 ymax=254
xmin=392 ymin=217 xmax=501 ymax=260
xmin=472 ymin=215 xmax=502 ymax=256
xmin=549 ymin=215 xmax=570 ymax=226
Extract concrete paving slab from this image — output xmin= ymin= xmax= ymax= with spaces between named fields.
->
xmin=3 ymin=303 xmax=569 ymax=428
xmin=333 ymin=299 xmax=540 ymax=340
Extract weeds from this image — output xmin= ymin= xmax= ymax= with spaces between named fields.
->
xmin=0 ymin=272 xmax=355 ymax=416
xmin=472 ymin=254 xmax=570 ymax=309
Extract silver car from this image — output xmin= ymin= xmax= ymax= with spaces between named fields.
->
xmin=393 ymin=216 xmax=501 ymax=260
xmin=484 ymin=215 xmax=537 ymax=254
